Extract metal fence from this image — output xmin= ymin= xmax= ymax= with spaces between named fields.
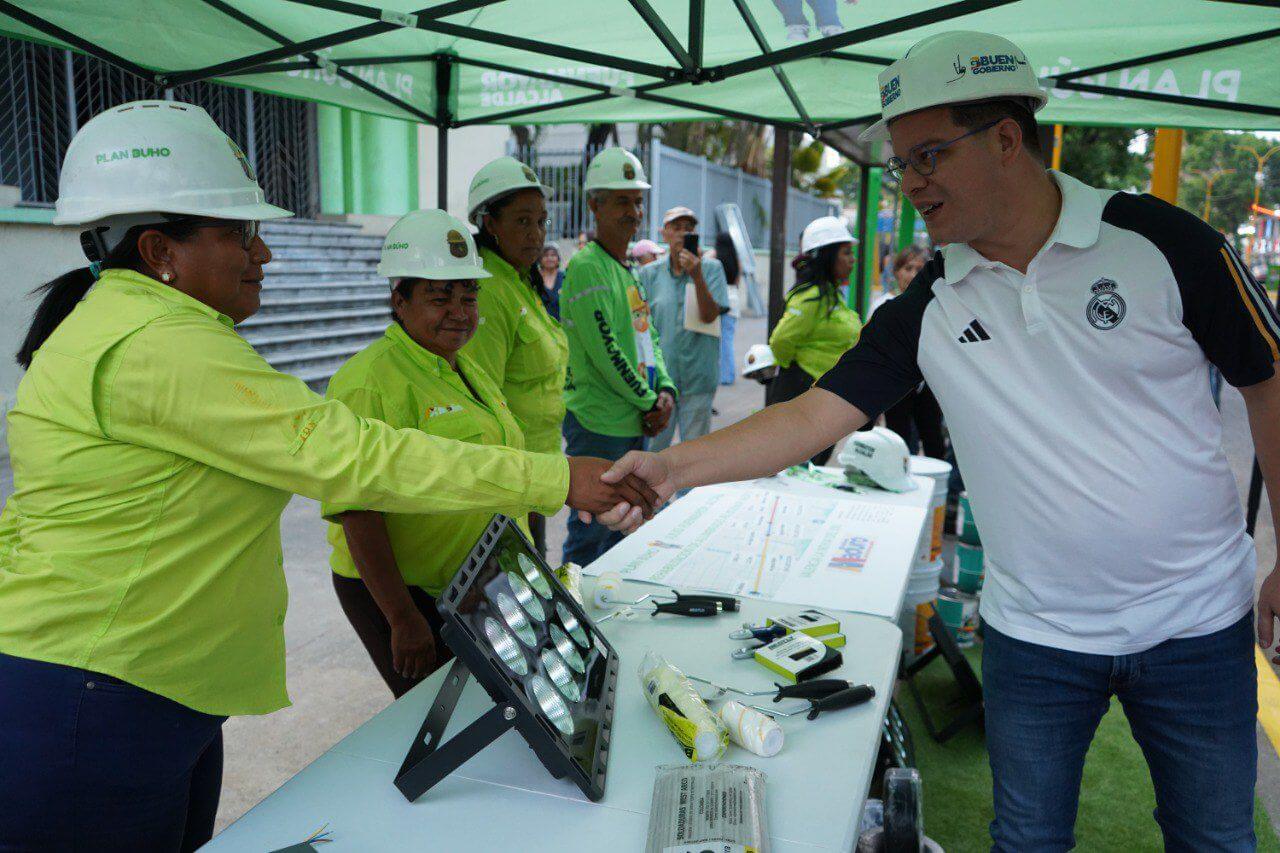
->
xmin=0 ymin=36 xmax=319 ymax=217
xmin=512 ymin=139 xmax=838 ymax=250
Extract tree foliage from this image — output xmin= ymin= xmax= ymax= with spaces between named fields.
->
xmin=1178 ymin=130 xmax=1280 ymax=238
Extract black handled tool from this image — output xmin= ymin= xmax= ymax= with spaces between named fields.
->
xmin=748 ymin=684 xmax=876 ymax=720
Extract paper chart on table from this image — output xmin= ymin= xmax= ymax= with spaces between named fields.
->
xmin=587 ymin=483 xmax=928 ymax=619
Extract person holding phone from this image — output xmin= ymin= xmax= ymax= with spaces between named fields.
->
xmin=640 ymin=206 xmax=730 ymax=452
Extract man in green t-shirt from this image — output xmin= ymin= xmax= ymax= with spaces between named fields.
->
xmin=560 ymin=147 xmax=676 ymax=564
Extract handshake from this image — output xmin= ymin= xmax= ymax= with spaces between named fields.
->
xmin=565 ymin=451 xmax=675 ymax=534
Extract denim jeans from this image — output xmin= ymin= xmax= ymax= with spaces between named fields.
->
xmin=772 ymin=0 xmax=840 ymax=28
xmin=646 ymin=390 xmax=714 ymax=453
xmin=0 ymin=653 xmax=226 ymax=852
xmin=982 ymin=616 xmax=1258 ymax=852
xmin=561 ymin=410 xmax=645 ymax=567
xmin=719 ymin=313 xmax=737 ymax=385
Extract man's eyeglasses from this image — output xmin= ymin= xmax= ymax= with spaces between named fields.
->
xmin=885 ymin=119 xmax=1001 ymax=181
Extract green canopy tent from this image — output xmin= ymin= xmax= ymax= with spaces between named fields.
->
xmin=5 ymin=0 xmax=1280 ymax=319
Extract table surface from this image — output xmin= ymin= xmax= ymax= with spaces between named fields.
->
xmin=205 ymin=579 xmax=905 ymax=853
xmin=588 ymin=472 xmax=935 ymax=623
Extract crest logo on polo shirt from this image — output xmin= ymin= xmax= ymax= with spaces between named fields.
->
xmin=1086 ymin=278 xmax=1126 ymax=330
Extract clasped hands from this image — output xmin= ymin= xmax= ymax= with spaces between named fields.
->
xmin=565 ymin=449 xmax=676 ymax=534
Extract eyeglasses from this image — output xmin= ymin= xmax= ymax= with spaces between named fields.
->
xmin=885 ymin=119 xmax=1000 ymax=181
xmin=183 ymin=218 xmax=260 ymax=250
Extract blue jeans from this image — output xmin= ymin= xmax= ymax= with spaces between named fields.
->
xmin=772 ymin=0 xmax=840 ymax=28
xmin=719 ymin=314 xmax=737 ymax=385
xmin=0 ymin=653 xmax=226 ymax=852
xmin=982 ymin=616 xmax=1258 ymax=852
xmin=561 ymin=410 xmax=645 ymax=567
xmin=646 ymin=390 xmax=714 ymax=453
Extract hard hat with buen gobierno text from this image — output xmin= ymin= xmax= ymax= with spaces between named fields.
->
xmin=742 ymin=343 xmax=779 ymax=381
xmin=467 ymin=156 xmax=553 ymax=225
xmin=859 ymin=30 xmax=1048 ymax=143
xmin=800 ymin=216 xmax=856 ymax=254
xmin=837 ymin=427 xmax=917 ymax=492
xmin=584 ymin=147 xmax=650 ymax=192
xmin=54 ymin=100 xmax=293 ymax=227
xmin=377 ymin=209 xmax=493 ymax=282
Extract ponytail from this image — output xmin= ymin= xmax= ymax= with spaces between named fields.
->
xmin=16 ymin=268 xmax=97 ymax=369
xmin=788 ymin=242 xmax=843 ymax=316
xmin=15 ymin=217 xmax=201 ymax=369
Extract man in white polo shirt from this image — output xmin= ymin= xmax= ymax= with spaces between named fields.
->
xmin=598 ymin=30 xmax=1280 ymax=850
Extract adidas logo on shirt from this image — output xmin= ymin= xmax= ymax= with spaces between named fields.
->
xmin=957 ymin=319 xmax=991 ymax=343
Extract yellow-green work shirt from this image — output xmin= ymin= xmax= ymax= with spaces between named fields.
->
xmin=463 ymin=248 xmax=569 ymax=454
xmin=769 ymin=286 xmax=863 ymax=381
xmin=0 ymin=269 xmax=569 ymax=717
xmin=325 ymin=323 xmax=532 ymax=594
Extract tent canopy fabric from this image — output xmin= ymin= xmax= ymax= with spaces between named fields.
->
xmin=4 ymin=0 xmax=1280 ymax=144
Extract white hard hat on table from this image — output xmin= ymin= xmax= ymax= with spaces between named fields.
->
xmin=859 ymin=31 xmax=1049 ymax=143
xmin=742 ymin=343 xmax=778 ymax=381
xmin=378 ymin=209 xmax=492 ymax=282
xmin=54 ymin=100 xmax=292 ymax=256
xmin=467 ymin=156 xmax=553 ymax=225
xmin=838 ymin=427 xmax=917 ymax=492
xmin=584 ymin=147 xmax=650 ymax=192
xmin=800 ymin=216 xmax=856 ymax=254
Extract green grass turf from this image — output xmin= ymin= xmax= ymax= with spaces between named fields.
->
xmin=896 ymin=644 xmax=1280 ymax=852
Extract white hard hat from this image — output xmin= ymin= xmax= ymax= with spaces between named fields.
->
xmin=742 ymin=343 xmax=778 ymax=381
xmin=467 ymin=156 xmax=552 ymax=225
xmin=54 ymin=100 xmax=291 ymax=255
xmin=377 ymin=209 xmax=492 ymax=282
xmin=860 ymin=31 xmax=1048 ymax=142
xmin=801 ymin=216 xmax=856 ymax=254
xmin=584 ymin=147 xmax=650 ymax=192
xmin=838 ymin=427 xmax=917 ymax=492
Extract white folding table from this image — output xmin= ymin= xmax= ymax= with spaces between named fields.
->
xmin=204 ymin=581 xmax=905 ymax=852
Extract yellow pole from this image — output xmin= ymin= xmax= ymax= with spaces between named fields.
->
xmin=1234 ymin=144 xmax=1280 ymax=262
xmin=1191 ymin=168 xmax=1234 ymax=224
xmin=1150 ymin=128 xmax=1185 ymax=205
xmin=1051 ymin=124 xmax=1064 ymax=171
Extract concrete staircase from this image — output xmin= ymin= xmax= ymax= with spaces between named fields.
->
xmin=243 ymin=219 xmax=390 ymax=391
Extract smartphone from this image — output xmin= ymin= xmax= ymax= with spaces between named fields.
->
xmin=682 ymin=233 xmax=699 ymax=255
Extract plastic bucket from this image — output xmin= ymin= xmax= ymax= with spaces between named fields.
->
xmin=956 ymin=541 xmax=984 ymax=594
xmin=936 ymin=589 xmax=979 ymax=647
xmin=957 ymin=491 xmax=981 ymax=545
xmin=908 ymin=456 xmax=952 ymax=567
xmin=897 ymin=558 xmax=943 ymax=662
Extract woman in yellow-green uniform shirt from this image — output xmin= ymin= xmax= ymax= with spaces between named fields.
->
xmin=463 ymin=157 xmax=569 ymax=556
xmin=0 ymin=103 xmax=649 ymax=852
xmin=325 ymin=209 xmax=534 ymax=697
xmin=767 ymin=215 xmax=862 ymax=465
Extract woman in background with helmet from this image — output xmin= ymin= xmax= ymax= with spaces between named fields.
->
xmin=464 ymin=157 xmax=569 ymax=557
xmin=0 ymin=102 xmax=653 ymax=851
xmin=325 ymin=210 xmax=541 ymax=697
xmin=766 ymin=215 xmax=862 ymax=464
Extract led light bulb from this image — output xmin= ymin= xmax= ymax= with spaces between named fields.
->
xmin=529 ymin=674 xmax=574 ymax=736
xmin=550 ymin=625 xmax=585 ymax=673
xmin=484 ymin=617 xmax=528 ymax=676
xmin=506 ymin=571 xmax=546 ymax=621
xmin=541 ymin=648 xmax=583 ymax=702
xmin=495 ymin=591 xmax=537 ymax=647
xmin=517 ymin=553 xmax=553 ymax=598
xmin=555 ymin=601 xmax=591 ymax=647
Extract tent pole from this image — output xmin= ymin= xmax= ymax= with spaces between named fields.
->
xmin=1051 ymin=124 xmax=1064 ymax=171
xmin=856 ymin=163 xmax=882 ymax=318
xmin=895 ymin=191 xmax=916 ymax=252
xmin=1151 ymin=128 xmax=1184 ymax=205
xmin=767 ymin=126 xmax=792 ymax=336
xmin=436 ymin=58 xmax=453 ymax=210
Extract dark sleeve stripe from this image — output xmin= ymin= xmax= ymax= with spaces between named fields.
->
xmin=1222 ymin=243 xmax=1280 ymax=357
